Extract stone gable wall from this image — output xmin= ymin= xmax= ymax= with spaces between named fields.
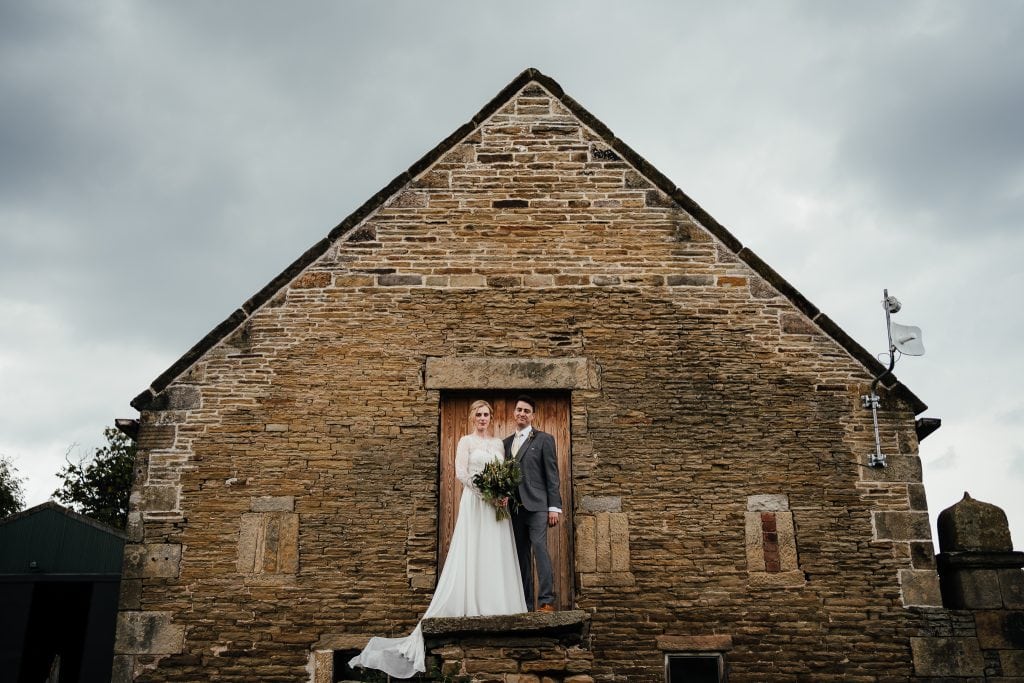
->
xmin=116 ymin=83 xmax=937 ymax=682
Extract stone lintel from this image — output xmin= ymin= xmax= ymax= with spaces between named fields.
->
xmin=747 ymin=494 xmax=789 ymax=512
xmin=313 ymin=634 xmax=371 ymax=650
xmin=423 ymin=610 xmax=588 ymax=640
xmin=251 ymin=496 xmax=295 ymax=512
xmin=580 ymin=496 xmax=621 ymax=513
xmin=656 ymin=635 xmax=733 ymax=652
xmin=425 ymin=356 xmax=598 ymax=390
xmin=747 ymin=570 xmax=806 ymax=588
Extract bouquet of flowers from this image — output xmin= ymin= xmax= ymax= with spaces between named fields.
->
xmin=472 ymin=457 xmax=522 ymax=521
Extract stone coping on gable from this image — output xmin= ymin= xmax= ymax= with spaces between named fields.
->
xmin=425 ymin=356 xmax=599 ymax=390
xmin=129 ymin=67 xmax=927 ymax=417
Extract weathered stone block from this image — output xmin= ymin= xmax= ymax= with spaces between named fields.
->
xmin=910 ymin=541 xmax=937 ymax=569
xmin=899 ymin=569 xmax=942 ymax=607
xmin=780 ymin=312 xmax=817 ymax=335
xmin=941 ymin=568 xmax=1005 ymax=609
xmin=873 ymin=511 xmax=932 ymax=541
xmin=580 ymin=572 xmax=635 ymax=587
xmin=310 ymin=649 xmax=333 ymax=683
xmin=141 ymin=485 xmax=179 ymax=513
xmin=666 ymin=274 xmax=714 ymax=287
xmin=975 ymin=610 xmax=1024 ymax=649
xmin=580 ymin=496 xmax=620 ymax=513
xmin=425 ymin=356 xmax=598 ymax=390
xmin=747 ymin=570 xmax=805 ymax=588
xmin=115 ymin=611 xmax=185 ymax=655
xmin=859 ymin=454 xmax=923 ymax=483
xmin=251 ymin=495 xmax=295 ymax=512
xmin=238 ymin=512 xmax=299 ymax=575
xmin=122 ymin=543 xmax=182 ymax=579
xmin=291 ymin=271 xmax=331 ymax=289
xmin=655 ymin=634 xmax=733 ymax=651
xmin=747 ymin=494 xmax=789 ymax=512
xmin=1000 ymin=567 xmax=1024 ymax=608
xmin=1000 ymin=649 xmax=1024 ymax=676
xmin=910 ymin=637 xmax=983 ymax=676
xmin=136 ymin=424 xmax=175 ymax=450
xmin=378 ymin=274 xmax=423 ymax=286
xmin=609 ymin=513 xmax=629 ymax=572
xmin=447 ymin=274 xmax=487 ymax=288
xmin=576 ymin=515 xmax=595 ymax=573
xmin=594 ymin=512 xmax=611 ymax=572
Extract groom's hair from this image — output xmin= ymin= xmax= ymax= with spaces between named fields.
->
xmin=515 ymin=395 xmax=537 ymax=412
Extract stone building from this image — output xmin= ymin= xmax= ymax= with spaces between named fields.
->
xmin=114 ymin=69 xmax=1024 ymax=681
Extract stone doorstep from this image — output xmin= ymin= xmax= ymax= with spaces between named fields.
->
xmin=423 ymin=610 xmax=590 ymax=642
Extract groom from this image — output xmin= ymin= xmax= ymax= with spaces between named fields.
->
xmin=505 ymin=395 xmax=561 ymax=612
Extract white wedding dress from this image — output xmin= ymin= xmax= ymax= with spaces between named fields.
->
xmin=348 ymin=434 xmax=527 ymax=678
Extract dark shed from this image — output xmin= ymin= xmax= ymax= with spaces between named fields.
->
xmin=0 ymin=501 xmax=125 ymax=682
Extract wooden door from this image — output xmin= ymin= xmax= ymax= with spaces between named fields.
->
xmin=439 ymin=392 xmax=573 ymax=611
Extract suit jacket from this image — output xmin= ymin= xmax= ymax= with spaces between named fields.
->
xmin=504 ymin=429 xmax=562 ymax=513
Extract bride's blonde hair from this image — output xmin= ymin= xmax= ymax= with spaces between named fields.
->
xmin=467 ymin=399 xmax=494 ymax=434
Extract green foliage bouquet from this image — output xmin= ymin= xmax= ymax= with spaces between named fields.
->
xmin=472 ymin=457 xmax=521 ymax=521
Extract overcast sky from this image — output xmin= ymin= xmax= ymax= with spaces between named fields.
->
xmin=2 ymin=1 xmax=1022 ymax=545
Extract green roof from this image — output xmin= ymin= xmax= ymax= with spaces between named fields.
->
xmin=0 ymin=502 xmax=125 ymax=576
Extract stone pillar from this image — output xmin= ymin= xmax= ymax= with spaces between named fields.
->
xmin=928 ymin=492 xmax=1024 ymax=678
xmin=936 ymin=492 xmax=1024 ymax=610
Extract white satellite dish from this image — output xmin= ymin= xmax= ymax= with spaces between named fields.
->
xmin=890 ymin=321 xmax=925 ymax=356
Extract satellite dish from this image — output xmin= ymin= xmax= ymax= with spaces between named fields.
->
xmin=890 ymin=321 xmax=925 ymax=356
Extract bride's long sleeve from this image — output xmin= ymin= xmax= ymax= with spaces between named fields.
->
xmin=455 ymin=436 xmax=479 ymax=494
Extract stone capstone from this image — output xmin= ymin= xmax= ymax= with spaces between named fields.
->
xmin=938 ymin=492 xmax=1014 ymax=552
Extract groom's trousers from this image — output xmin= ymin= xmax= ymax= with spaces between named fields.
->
xmin=513 ymin=508 xmax=555 ymax=609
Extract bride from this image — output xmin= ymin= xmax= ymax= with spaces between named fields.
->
xmin=348 ymin=399 xmax=527 ymax=678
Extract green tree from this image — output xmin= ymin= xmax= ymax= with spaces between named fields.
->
xmin=0 ymin=456 xmax=26 ymax=517
xmin=54 ymin=426 xmax=136 ymax=529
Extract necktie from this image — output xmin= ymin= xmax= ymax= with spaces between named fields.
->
xmin=513 ymin=432 xmax=525 ymax=456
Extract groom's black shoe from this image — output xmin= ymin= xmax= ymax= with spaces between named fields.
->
xmin=537 ymin=603 xmax=556 ymax=613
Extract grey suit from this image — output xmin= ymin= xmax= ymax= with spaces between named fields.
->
xmin=504 ymin=428 xmax=561 ymax=608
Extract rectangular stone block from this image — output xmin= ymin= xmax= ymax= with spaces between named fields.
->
xmin=251 ymin=496 xmax=295 ymax=512
xmin=579 ymin=572 xmax=635 ymax=587
xmin=860 ymin=454 xmax=923 ymax=483
xmin=975 ymin=610 xmax=1024 ymax=649
xmin=909 ymin=637 xmax=983 ymax=676
xmin=238 ymin=512 xmax=299 ymax=575
xmin=1000 ymin=567 xmax=1024 ymax=608
xmin=122 ymin=543 xmax=181 ymax=579
xmin=595 ymin=512 xmax=611 ymax=572
xmin=425 ymin=356 xmax=597 ymax=390
xmin=141 ymin=485 xmax=180 ymax=513
xmin=747 ymin=494 xmax=789 ymax=511
xmin=609 ymin=513 xmax=629 ymax=572
xmin=873 ymin=511 xmax=931 ymax=541
xmin=115 ymin=611 xmax=185 ymax=655
xmin=1001 ymin=649 xmax=1024 ymax=676
xmin=775 ymin=512 xmax=795 ymax=571
xmin=656 ymin=634 xmax=733 ymax=651
xmin=136 ymin=424 xmax=175 ymax=450
xmin=580 ymin=496 xmax=620 ymax=513
xmin=576 ymin=515 xmax=595 ymax=573
xmin=744 ymin=512 xmax=765 ymax=572
xmin=941 ymin=568 xmax=1005 ymax=609
xmin=899 ymin=569 xmax=942 ymax=607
